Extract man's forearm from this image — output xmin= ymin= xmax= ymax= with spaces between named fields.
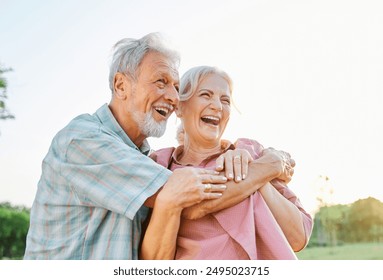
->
xmin=140 ymin=202 xmax=181 ymax=259
xmin=182 ymin=160 xmax=278 ymax=219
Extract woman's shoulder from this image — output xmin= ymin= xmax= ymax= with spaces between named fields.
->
xmin=149 ymin=147 xmax=176 ymax=167
xmin=234 ymin=138 xmax=264 ymax=158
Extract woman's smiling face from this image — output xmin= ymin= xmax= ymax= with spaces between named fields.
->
xmin=179 ymin=73 xmax=231 ymax=146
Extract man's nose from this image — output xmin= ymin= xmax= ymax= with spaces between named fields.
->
xmin=165 ymin=85 xmax=180 ymax=106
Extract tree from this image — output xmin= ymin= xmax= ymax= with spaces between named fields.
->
xmin=313 ymin=204 xmax=349 ymax=246
xmin=0 ymin=203 xmax=30 ymax=259
xmin=0 ymin=64 xmax=15 ymax=120
xmin=348 ymin=197 xmax=383 ymax=242
xmin=308 ymin=197 xmax=383 ymax=247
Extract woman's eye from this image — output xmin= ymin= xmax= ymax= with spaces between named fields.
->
xmin=222 ymin=99 xmax=231 ymax=105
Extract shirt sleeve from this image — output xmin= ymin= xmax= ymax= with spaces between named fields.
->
xmin=235 ymin=138 xmax=313 ymax=246
xmin=59 ymin=130 xmax=172 ymax=220
xmin=270 ymin=179 xmax=314 ymax=247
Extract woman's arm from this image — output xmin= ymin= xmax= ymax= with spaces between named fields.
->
xmin=182 ymin=148 xmax=294 ymax=219
xmin=258 ymin=182 xmax=306 ymax=251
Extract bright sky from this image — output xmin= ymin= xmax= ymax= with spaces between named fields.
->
xmin=1 ymin=0 xmax=382 ymax=215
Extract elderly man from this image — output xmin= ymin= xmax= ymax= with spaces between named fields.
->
xmin=24 ymin=33 xmax=295 ymax=259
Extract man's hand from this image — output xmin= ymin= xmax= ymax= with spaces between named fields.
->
xmin=156 ymin=168 xmax=228 ymax=212
xmin=260 ymin=147 xmax=295 ymax=184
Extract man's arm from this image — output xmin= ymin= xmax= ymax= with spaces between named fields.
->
xmin=140 ymin=168 xmax=227 ymax=260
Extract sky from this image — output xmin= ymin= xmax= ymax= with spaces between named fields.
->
xmin=1 ymin=0 xmax=382 ymax=215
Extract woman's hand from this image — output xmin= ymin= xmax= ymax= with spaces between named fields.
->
xmin=215 ymin=149 xmax=254 ymax=182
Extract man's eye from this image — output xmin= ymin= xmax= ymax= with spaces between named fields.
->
xmin=156 ymin=79 xmax=166 ymax=87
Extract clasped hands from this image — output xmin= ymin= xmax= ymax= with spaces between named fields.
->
xmin=158 ymin=147 xmax=295 ymax=212
xmin=216 ymin=147 xmax=295 ymax=184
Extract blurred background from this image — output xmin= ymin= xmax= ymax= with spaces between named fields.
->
xmin=1 ymin=0 xmax=382 ymax=259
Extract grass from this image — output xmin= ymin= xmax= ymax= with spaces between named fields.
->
xmin=296 ymin=242 xmax=383 ymax=260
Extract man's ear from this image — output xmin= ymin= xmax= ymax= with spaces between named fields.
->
xmin=113 ymin=72 xmax=129 ymax=100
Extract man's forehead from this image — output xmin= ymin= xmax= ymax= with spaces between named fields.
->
xmin=150 ymin=60 xmax=179 ymax=80
xmin=139 ymin=52 xmax=179 ymax=82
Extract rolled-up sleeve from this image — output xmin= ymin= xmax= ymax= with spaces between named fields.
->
xmin=60 ymin=131 xmax=172 ymax=220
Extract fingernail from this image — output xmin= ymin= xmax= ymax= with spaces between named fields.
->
xmin=228 ymin=173 xmax=234 ymax=179
xmin=242 ymin=174 xmax=247 ymax=180
xmin=221 ymin=176 xmax=228 ymax=181
xmin=236 ymin=176 xmax=242 ymax=182
xmin=219 ymin=185 xmax=227 ymax=189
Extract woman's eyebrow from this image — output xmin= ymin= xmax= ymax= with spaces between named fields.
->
xmin=198 ymin=88 xmax=214 ymax=93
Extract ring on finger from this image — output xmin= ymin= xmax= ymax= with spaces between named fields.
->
xmin=204 ymin=183 xmax=212 ymax=192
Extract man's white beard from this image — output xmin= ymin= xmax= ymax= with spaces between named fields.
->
xmin=133 ymin=111 xmax=167 ymax=138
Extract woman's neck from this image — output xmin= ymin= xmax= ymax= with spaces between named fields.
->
xmin=179 ymin=137 xmax=222 ymax=165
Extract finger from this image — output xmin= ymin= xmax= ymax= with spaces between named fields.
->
xmin=290 ymin=158 xmax=296 ymax=167
xmin=215 ymin=155 xmax=224 ymax=171
xmin=233 ymin=154 xmax=242 ymax=182
xmin=202 ymin=183 xmax=226 ymax=193
xmin=224 ymin=154 xmax=234 ymax=180
xmin=211 ymin=184 xmax=227 ymax=192
xmin=203 ymin=192 xmax=223 ymax=200
xmin=201 ymin=174 xmax=228 ymax=184
xmin=197 ymin=168 xmax=220 ymax=175
xmin=242 ymin=155 xmax=249 ymax=180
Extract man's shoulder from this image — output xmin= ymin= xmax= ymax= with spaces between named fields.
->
xmin=50 ymin=113 xmax=102 ymax=148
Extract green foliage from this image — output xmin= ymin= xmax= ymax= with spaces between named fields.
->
xmin=348 ymin=197 xmax=383 ymax=242
xmin=0 ymin=202 xmax=30 ymax=259
xmin=0 ymin=64 xmax=15 ymax=120
xmin=308 ymin=197 xmax=383 ymax=247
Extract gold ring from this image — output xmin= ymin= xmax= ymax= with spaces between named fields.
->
xmin=204 ymin=183 xmax=212 ymax=192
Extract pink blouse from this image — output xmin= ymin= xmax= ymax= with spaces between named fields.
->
xmin=151 ymin=138 xmax=313 ymax=260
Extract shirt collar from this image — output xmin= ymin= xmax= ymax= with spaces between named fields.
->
xmin=94 ymin=104 xmax=151 ymax=155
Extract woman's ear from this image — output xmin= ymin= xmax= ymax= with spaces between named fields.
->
xmin=175 ymin=106 xmax=183 ymax=118
xmin=113 ymin=73 xmax=128 ymax=100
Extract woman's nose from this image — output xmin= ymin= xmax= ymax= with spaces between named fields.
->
xmin=210 ymin=97 xmax=223 ymax=111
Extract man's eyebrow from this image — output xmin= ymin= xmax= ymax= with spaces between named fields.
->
xmin=155 ymin=71 xmax=179 ymax=83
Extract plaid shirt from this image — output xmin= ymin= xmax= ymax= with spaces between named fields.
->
xmin=24 ymin=104 xmax=171 ymax=259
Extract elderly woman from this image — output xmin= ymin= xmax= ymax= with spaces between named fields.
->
xmin=141 ymin=66 xmax=313 ymax=260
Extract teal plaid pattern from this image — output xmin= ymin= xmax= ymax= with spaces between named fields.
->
xmin=24 ymin=104 xmax=171 ymax=259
